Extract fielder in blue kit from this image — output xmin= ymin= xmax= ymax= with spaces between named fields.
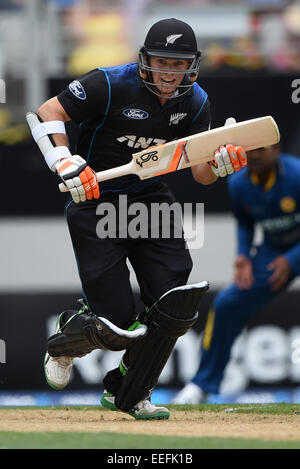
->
xmin=29 ymin=18 xmax=247 ymax=419
xmin=173 ymin=144 xmax=300 ymax=404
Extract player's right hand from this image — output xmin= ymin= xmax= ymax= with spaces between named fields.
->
xmin=55 ymin=155 xmax=100 ymax=203
xmin=267 ymin=255 xmax=291 ymax=291
xmin=233 ymin=255 xmax=254 ymax=290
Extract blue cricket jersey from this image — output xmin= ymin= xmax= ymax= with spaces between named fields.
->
xmin=57 ymin=63 xmax=210 ymax=193
xmin=227 ymin=154 xmax=300 ymax=273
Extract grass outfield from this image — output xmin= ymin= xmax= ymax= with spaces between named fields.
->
xmin=1 ymin=403 xmax=300 ymax=449
xmin=1 ymin=431 xmax=300 ymax=449
xmin=173 ymin=403 xmax=300 ymax=414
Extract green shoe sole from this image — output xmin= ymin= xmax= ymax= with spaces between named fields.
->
xmin=101 ymin=392 xmax=118 ymax=411
xmin=130 ymin=410 xmax=170 ymax=420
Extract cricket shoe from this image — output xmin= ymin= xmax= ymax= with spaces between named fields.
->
xmin=44 ymin=310 xmax=75 ymax=390
xmin=101 ymin=391 xmax=170 ymax=420
xmin=44 ymin=353 xmax=73 ymax=390
xmin=171 ymin=382 xmax=208 ymax=404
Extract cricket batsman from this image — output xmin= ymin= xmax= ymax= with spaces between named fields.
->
xmin=28 ymin=18 xmax=247 ymax=419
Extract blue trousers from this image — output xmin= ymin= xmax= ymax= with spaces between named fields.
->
xmin=191 ymin=243 xmax=296 ymax=393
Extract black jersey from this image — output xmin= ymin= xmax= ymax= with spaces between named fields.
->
xmin=58 ymin=63 xmax=211 ymax=194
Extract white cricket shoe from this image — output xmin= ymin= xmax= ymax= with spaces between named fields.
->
xmin=132 ymin=399 xmax=170 ymax=420
xmin=44 ymin=353 xmax=73 ymax=390
xmin=44 ymin=310 xmax=76 ymax=390
xmin=171 ymin=382 xmax=208 ymax=404
xmin=101 ymin=390 xmax=170 ymax=420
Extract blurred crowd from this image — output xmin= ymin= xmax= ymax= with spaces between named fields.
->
xmin=1 ymin=0 xmax=300 ymax=75
xmin=0 ymin=0 xmax=300 ymax=141
xmin=61 ymin=0 xmax=300 ymax=74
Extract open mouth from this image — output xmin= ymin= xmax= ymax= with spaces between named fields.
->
xmin=159 ymin=79 xmax=177 ymax=92
xmin=161 ymin=78 xmax=176 ymax=85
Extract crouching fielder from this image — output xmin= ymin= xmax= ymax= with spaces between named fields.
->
xmin=27 ymin=18 xmax=247 ymax=419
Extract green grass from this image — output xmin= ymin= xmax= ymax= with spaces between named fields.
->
xmin=1 ymin=431 xmax=300 ymax=449
xmin=171 ymin=403 xmax=300 ymax=414
xmin=1 ymin=404 xmax=300 ymax=449
xmin=3 ymin=403 xmax=300 ymax=414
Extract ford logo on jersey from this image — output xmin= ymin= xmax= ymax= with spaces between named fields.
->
xmin=69 ymin=80 xmax=86 ymax=100
xmin=123 ymin=109 xmax=149 ymax=120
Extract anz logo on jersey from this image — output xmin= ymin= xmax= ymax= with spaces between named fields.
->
xmin=117 ymin=135 xmax=166 ymax=149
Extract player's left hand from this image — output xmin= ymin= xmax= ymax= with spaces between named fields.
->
xmin=209 ymin=144 xmax=248 ymax=178
xmin=267 ymin=255 xmax=292 ymax=291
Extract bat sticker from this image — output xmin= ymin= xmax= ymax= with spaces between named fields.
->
xmin=135 ymin=150 xmax=159 ymax=167
xmin=181 ymin=142 xmax=189 ymax=163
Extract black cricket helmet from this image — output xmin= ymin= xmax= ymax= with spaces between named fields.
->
xmin=139 ymin=18 xmax=201 ymax=97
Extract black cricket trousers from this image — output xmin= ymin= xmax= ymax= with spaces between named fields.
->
xmin=65 ymin=181 xmax=193 ymax=329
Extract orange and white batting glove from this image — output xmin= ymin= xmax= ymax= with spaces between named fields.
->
xmin=208 ymin=117 xmax=247 ymax=178
xmin=209 ymin=144 xmax=247 ymax=178
xmin=55 ymin=155 xmax=100 ymax=203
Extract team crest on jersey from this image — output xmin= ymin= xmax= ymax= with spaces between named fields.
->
xmin=169 ymin=113 xmax=187 ymax=125
xmin=123 ymin=109 xmax=149 ymax=120
xmin=69 ymin=80 xmax=86 ymax=100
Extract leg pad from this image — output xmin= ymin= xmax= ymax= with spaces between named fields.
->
xmin=115 ymin=281 xmax=209 ymax=411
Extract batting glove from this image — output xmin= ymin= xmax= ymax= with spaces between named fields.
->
xmin=208 ymin=117 xmax=247 ymax=178
xmin=209 ymin=144 xmax=247 ymax=178
xmin=55 ymin=155 xmax=100 ymax=203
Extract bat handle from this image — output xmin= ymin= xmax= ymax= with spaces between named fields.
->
xmin=58 ymin=161 xmax=135 ymax=192
xmin=225 ymin=117 xmax=236 ymax=126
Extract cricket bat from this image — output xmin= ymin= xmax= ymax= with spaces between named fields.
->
xmin=26 ymin=113 xmax=280 ymax=192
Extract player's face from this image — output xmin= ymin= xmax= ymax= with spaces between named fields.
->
xmin=149 ymin=57 xmax=191 ymax=97
xmin=247 ymin=145 xmax=280 ymax=172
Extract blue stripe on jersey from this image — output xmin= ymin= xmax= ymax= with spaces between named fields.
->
xmin=64 ymin=199 xmax=73 ymax=214
xmin=86 ymin=68 xmax=112 ymax=164
xmin=192 ymin=94 xmax=208 ymax=122
xmin=192 ymin=84 xmax=208 ymax=122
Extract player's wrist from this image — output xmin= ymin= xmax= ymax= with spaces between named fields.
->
xmin=54 ymin=154 xmax=86 ymax=174
xmin=234 ymin=254 xmax=251 ymax=266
